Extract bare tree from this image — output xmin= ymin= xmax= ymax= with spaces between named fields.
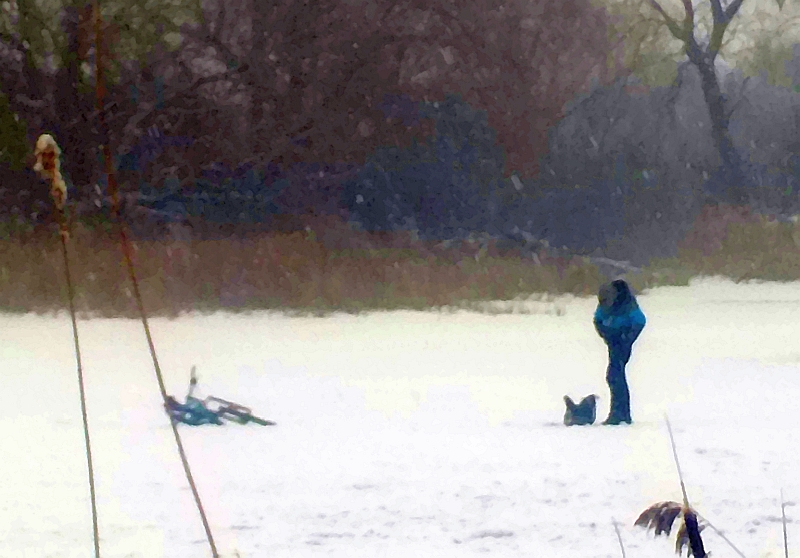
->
xmin=644 ymin=0 xmax=785 ymax=201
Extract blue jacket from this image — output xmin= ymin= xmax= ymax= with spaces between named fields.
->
xmin=593 ymin=280 xmax=646 ymax=349
xmin=594 ymin=305 xmax=646 ymax=346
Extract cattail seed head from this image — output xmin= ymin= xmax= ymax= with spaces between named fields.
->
xmin=34 ymin=133 xmax=67 ymax=210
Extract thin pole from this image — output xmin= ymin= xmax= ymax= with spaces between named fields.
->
xmin=665 ymin=414 xmax=690 ymax=508
xmin=92 ymin=2 xmax=218 ymax=555
xmin=782 ymin=489 xmax=790 ymax=558
xmin=60 ymin=220 xmax=101 ymax=558
xmin=35 ymin=132 xmax=101 ymax=558
xmin=612 ymin=517 xmax=627 ymax=558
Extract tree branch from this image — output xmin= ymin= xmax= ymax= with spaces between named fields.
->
xmin=724 ymin=0 xmax=747 ymax=23
xmin=13 ymin=93 xmax=47 ymax=108
xmin=680 ymin=0 xmax=694 ymax=23
xmin=709 ymin=0 xmax=745 ymax=54
xmin=211 ymin=0 xmax=227 ymax=43
xmin=724 ymin=75 xmax=751 ymax=119
xmin=680 ymin=0 xmax=695 ymax=40
xmin=184 ymin=21 xmax=242 ymax=72
xmin=645 ymin=0 xmax=686 ymax=41
xmin=710 ymin=0 xmax=724 ymax=23
xmin=117 ymin=66 xmax=245 ymax=140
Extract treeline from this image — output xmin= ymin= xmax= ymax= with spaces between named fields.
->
xmin=1 ymin=0 xmax=799 ymax=265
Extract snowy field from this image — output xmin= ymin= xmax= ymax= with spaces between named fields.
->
xmin=2 ymin=278 xmax=800 ymax=558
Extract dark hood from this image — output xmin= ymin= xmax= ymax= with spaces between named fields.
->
xmin=598 ymin=279 xmax=638 ymax=314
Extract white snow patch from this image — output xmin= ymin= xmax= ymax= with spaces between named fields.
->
xmin=1 ymin=277 xmax=799 ymax=557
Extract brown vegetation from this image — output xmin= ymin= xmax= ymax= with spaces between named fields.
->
xmin=1 ymin=205 xmax=798 ymax=318
xmin=646 ymin=204 xmax=800 ymax=284
xmin=0 ymin=217 xmax=603 ymax=317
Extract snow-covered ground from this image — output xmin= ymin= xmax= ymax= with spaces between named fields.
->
xmin=2 ymin=278 xmax=800 ymax=558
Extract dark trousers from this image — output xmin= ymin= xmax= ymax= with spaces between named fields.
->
xmin=606 ymin=344 xmax=632 ymax=422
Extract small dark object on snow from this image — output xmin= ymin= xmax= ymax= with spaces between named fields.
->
xmin=203 ymin=396 xmax=276 ymax=426
xmin=635 ymin=501 xmax=707 ymax=558
xmin=164 ymin=366 xmax=276 ymax=427
xmin=563 ymin=394 xmax=598 ymax=426
xmin=165 ymin=394 xmax=223 ymax=426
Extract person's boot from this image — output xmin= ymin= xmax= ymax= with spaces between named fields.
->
xmin=618 ymin=378 xmax=632 ymax=424
xmin=602 ymin=408 xmax=631 ymax=425
xmin=613 ymin=394 xmax=632 ymax=424
xmin=603 ymin=395 xmax=623 ymax=425
xmin=604 ymin=366 xmax=622 ymax=425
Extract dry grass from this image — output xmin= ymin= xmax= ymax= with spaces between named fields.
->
xmin=0 ymin=220 xmax=603 ymax=317
xmin=637 ymin=205 xmax=800 ymax=288
xmin=1 ymin=205 xmax=797 ymax=317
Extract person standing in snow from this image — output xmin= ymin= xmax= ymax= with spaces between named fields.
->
xmin=593 ymin=279 xmax=646 ymax=425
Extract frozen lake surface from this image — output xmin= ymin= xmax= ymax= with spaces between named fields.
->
xmin=2 ymin=278 xmax=800 ymax=557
